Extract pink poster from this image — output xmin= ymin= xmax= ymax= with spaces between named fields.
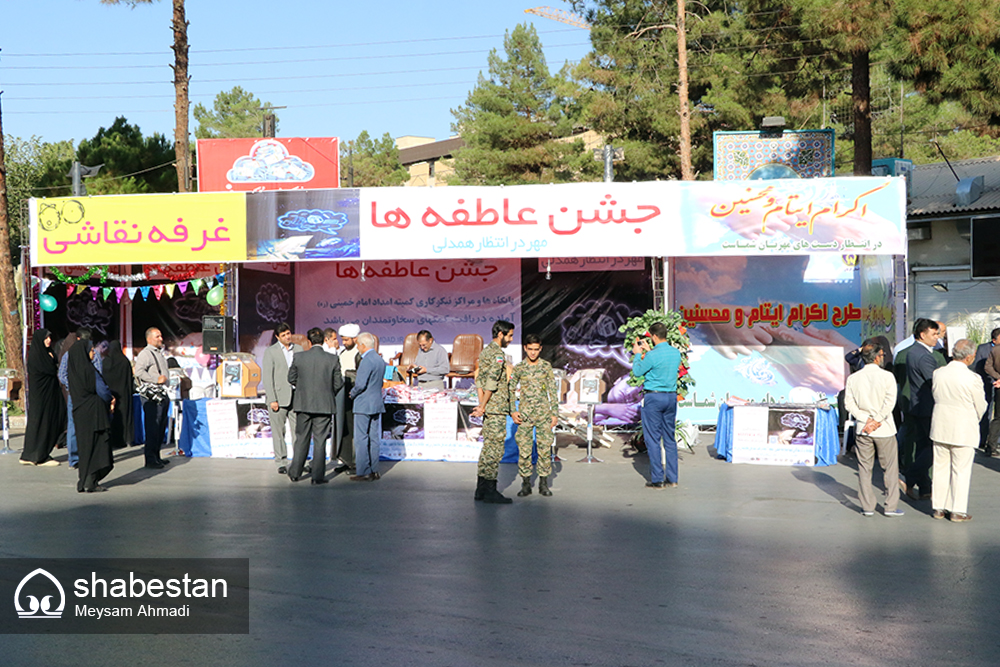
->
xmin=294 ymin=259 xmax=521 ymax=346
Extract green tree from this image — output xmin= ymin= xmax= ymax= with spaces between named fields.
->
xmin=75 ymin=117 xmax=177 ymax=194
xmin=339 ymin=131 xmax=409 ymax=187
xmin=100 ymin=0 xmax=191 ymax=191
xmin=451 ymin=23 xmax=599 ymax=185
xmin=194 ymin=86 xmax=279 ymax=139
xmin=4 ymin=137 xmax=75 ymax=250
xmin=886 ymin=0 xmax=1000 ymax=123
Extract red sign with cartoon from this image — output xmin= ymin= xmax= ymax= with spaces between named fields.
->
xmin=196 ymin=137 xmax=340 ymax=193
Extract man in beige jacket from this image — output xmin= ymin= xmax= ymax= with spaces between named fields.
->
xmin=930 ymin=339 xmax=988 ymax=522
xmin=844 ymin=341 xmax=900 ymax=517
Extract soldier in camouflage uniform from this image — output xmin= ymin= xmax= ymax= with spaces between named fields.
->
xmin=472 ymin=320 xmax=515 ymax=504
xmin=510 ymin=334 xmax=558 ymax=497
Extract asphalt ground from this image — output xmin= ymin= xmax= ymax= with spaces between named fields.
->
xmin=2 ymin=431 xmax=1000 ymax=667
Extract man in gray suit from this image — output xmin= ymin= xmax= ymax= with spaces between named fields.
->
xmin=931 ymin=339 xmax=988 ymax=522
xmin=262 ymin=322 xmax=302 ymax=474
xmin=349 ymin=332 xmax=386 ymax=482
xmin=287 ymin=328 xmax=343 ymax=484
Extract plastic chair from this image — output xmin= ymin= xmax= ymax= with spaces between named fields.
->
xmin=393 ymin=333 xmax=419 ymax=368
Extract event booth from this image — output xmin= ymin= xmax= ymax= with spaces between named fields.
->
xmin=28 ymin=153 xmax=908 ymax=468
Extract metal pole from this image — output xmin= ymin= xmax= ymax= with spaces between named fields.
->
xmin=603 ymin=145 xmax=613 ymax=183
xmin=0 ymin=401 xmax=10 ymax=454
xmin=577 ymin=404 xmax=602 ymax=463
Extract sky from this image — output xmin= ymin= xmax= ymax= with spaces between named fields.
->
xmin=0 ymin=1 xmax=593 ymax=148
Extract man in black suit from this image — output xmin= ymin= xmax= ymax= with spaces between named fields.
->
xmin=902 ymin=318 xmax=942 ymax=499
xmin=287 ymin=328 xmax=343 ymax=484
xmin=973 ymin=328 xmax=1000 ymax=453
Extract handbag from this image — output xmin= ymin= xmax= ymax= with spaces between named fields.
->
xmin=134 ymin=376 xmax=168 ymax=402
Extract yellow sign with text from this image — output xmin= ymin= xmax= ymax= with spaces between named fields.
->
xmin=30 ymin=192 xmax=247 ymax=266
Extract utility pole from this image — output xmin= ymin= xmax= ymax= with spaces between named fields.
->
xmin=68 ymin=162 xmax=103 ymax=196
xmin=0 ymin=95 xmax=25 ymax=381
xmin=258 ymin=105 xmax=285 ymax=138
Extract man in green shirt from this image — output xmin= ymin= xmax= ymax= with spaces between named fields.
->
xmin=472 ymin=320 xmax=515 ymax=504
xmin=510 ymin=334 xmax=559 ymax=497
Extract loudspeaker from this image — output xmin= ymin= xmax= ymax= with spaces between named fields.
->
xmin=202 ymin=315 xmax=235 ymax=354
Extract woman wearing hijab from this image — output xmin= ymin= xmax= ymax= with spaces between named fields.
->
xmin=67 ymin=340 xmax=114 ymax=493
xmin=102 ymin=341 xmax=135 ymax=449
xmin=20 ymin=329 xmax=66 ymax=466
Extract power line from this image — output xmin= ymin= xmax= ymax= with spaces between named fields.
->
xmin=0 ymin=42 xmax=591 ymax=70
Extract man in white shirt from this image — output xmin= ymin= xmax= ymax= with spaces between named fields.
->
xmin=410 ymin=330 xmax=450 ymax=389
xmin=334 ymin=323 xmax=361 ymax=473
xmin=134 ymin=327 xmax=172 ymax=469
xmin=321 ymin=328 xmax=339 ymax=355
xmin=261 ymin=323 xmax=302 ymax=474
xmin=844 ymin=341 xmax=901 ymax=517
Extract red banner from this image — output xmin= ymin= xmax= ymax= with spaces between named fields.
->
xmin=196 ymin=138 xmax=339 ymax=193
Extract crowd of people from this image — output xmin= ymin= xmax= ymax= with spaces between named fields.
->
xmin=21 ymin=314 xmax=994 ymax=515
xmin=843 ymin=319 xmax=990 ymax=521
xmin=20 ymin=326 xmax=158 ymax=493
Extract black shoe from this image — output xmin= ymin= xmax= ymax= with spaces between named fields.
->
xmin=517 ymin=477 xmax=532 ymax=497
xmin=145 ymin=461 xmax=165 ymax=470
xmin=311 ymin=478 xmax=328 ymax=485
xmin=85 ymin=485 xmax=107 ymax=493
xmin=289 ymin=475 xmax=301 ymax=482
xmin=482 ymin=479 xmax=513 ymax=504
xmin=538 ymin=477 xmax=552 ymax=496
xmin=277 ymin=466 xmax=288 ymax=475
xmin=646 ymin=481 xmax=665 ymax=489
xmin=333 ymin=465 xmax=350 ymax=474
xmin=157 ymin=458 xmax=171 ymax=465
xmin=474 ymin=476 xmax=487 ymax=501
xmin=303 ymin=464 xmax=312 ymax=474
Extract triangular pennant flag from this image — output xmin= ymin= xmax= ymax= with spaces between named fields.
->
xmin=216 ymin=272 xmax=226 ymax=284
xmin=139 ymin=286 xmax=151 ymax=301
xmin=115 ymin=287 xmax=126 ymax=302
xmin=153 ymin=285 xmax=164 ymax=300
xmin=177 ymin=281 xmax=189 ymax=294
xmin=89 ymin=286 xmax=99 ymax=299
xmin=190 ymin=279 xmax=203 ymax=294
xmin=165 ymin=284 xmax=176 ymax=298
xmin=41 ymin=278 xmax=52 ymax=293
xmin=127 ymin=287 xmax=138 ymax=301
xmin=102 ymin=288 xmax=112 ymax=301
xmin=75 ymin=285 xmax=86 ymax=296
xmin=30 ymin=276 xmax=40 ymax=286
xmin=66 ymin=285 xmax=76 ymax=298
xmin=205 ymin=276 xmax=215 ymax=290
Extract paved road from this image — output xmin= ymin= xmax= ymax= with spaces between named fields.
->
xmin=2 ymin=433 xmax=999 ymax=666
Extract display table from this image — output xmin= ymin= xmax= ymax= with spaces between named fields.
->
xmin=712 ymin=402 xmax=839 ymax=467
xmin=176 ymin=389 xmax=527 ymax=463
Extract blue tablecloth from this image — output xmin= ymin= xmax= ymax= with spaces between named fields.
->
xmin=712 ymin=403 xmax=839 ymax=466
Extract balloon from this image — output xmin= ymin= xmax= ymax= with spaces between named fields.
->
xmin=39 ymin=295 xmax=57 ymax=312
xmin=205 ymin=285 xmax=224 ymax=307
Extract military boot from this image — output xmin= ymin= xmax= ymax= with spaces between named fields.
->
xmin=482 ymin=479 xmax=513 ymax=504
xmin=517 ymin=476 xmax=532 ymax=497
xmin=538 ymin=476 xmax=552 ymax=496
xmin=474 ymin=476 xmax=487 ymax=501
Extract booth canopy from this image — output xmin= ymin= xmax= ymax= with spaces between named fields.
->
xmin=30 ymin=177 xmax=906 ymax=267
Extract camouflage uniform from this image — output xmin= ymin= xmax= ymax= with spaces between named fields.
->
xmin=510 ymin=359 xmax=558 ymax=478
xmin=476 ymin=341 xmax=510 ymax=480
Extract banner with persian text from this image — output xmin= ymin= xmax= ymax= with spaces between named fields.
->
xmin=29 ymin=177 xmax=905 ymax=266
xmin=674 ymin=255 xmax=861 ymax=423
xmin=293 ymin=259 xmax=521 ymax=346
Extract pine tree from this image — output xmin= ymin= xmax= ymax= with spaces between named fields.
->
xmin=451 ymin=24 xmax=598 ymax=185
xmin=340 ymin=132 xmax=409 ymax=187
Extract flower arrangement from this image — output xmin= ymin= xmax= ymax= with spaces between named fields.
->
xmin=619 ymin=308 xmax=694 ymax=398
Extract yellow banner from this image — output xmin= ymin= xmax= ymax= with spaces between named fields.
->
xmin=32 ymin=192 xmax=247 ymax=266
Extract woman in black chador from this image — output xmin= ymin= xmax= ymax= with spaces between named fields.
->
xmin=20 ymin=328 xmax=67 ymax=466
xmin=67 ymin=340 xmax=114 ymax=492
xmin=102 ymin=340 xmax=134 ymax=449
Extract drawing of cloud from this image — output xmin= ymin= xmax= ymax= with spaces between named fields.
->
xmin=226 ymin=139 xmax=315 ymax=183
xmin=277 ymin=209 xmax=349 ymax=234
